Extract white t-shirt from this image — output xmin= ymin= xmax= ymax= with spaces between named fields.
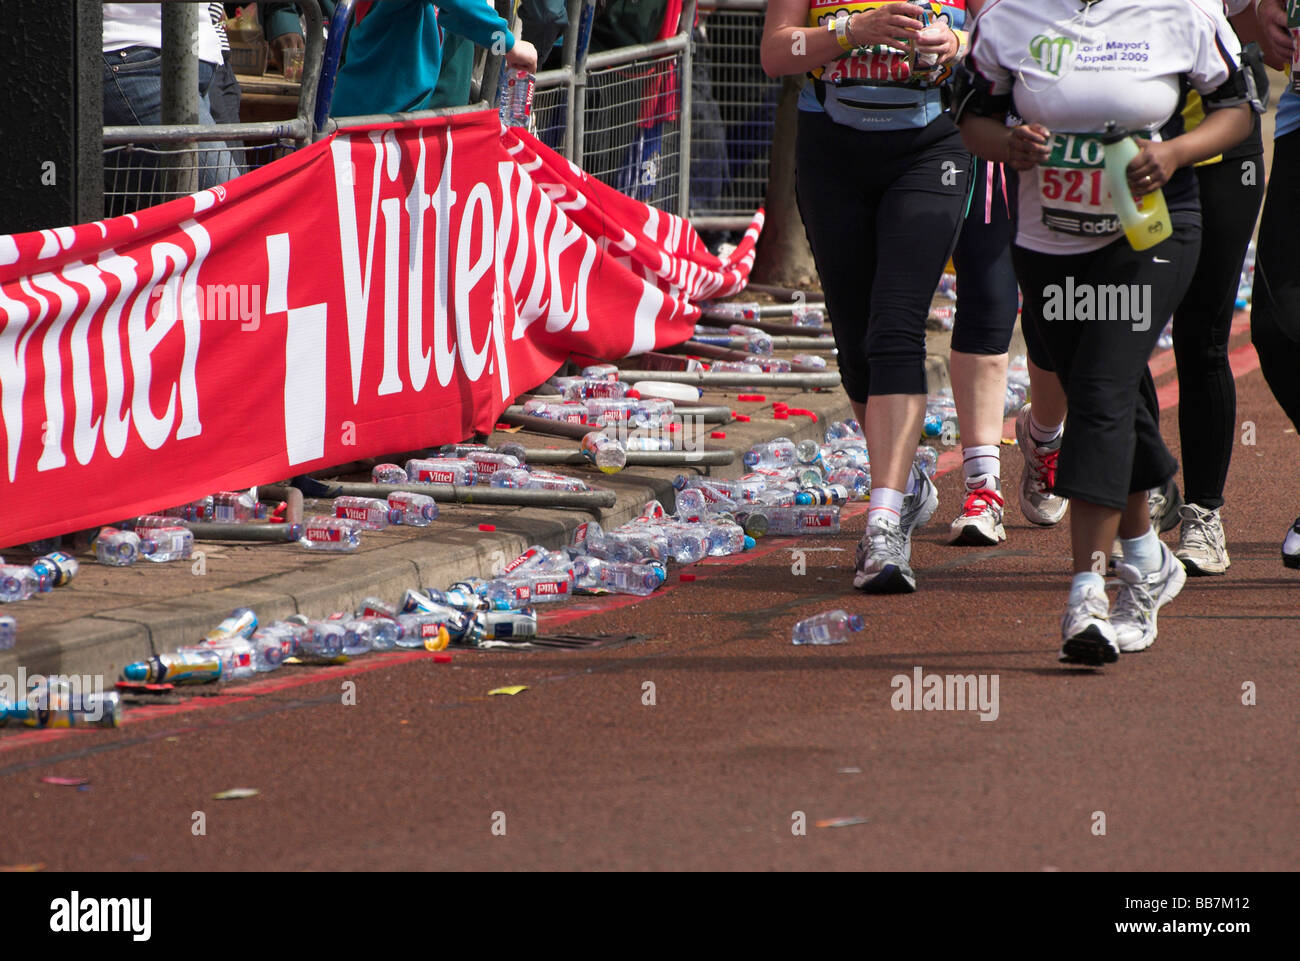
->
xmin=968 ymin=0 xmax=1243 ymax=254
xmin=103 ymin=2 xmax=222 ymax=65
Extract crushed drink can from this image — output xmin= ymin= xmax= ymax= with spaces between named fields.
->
xmin=498 ymin=66 xmax=536 ymax=128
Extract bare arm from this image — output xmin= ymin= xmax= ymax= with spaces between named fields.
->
xmin=760 ymin=0 xmax=925 ymax=78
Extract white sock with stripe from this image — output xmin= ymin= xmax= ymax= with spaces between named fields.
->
xmin=868 ymin=488 xmax=905 ymax=528
xmin=962 ymin=446 xmax=1001 ymax=489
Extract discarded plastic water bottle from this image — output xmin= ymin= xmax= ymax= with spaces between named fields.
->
xmin=122 ymin=649 xmax=224 ymax=684
xmin=484 ymin=577 xmax=533 ymax=610
xmin=739 ymin=505 xmax=840 ymax=538
xmin=95 ymin=527 xmax=142 ymax=566
xmin=704 ymin=300 xmax=759 ymax=321
xmin=792 ymin=353 xmax=828 ymax=369
xmin=344 ymin=617 xmax=400 ymax=652
xmin=796 ymin=439 xmax=822 ymax=464
xmin=584 ymin=398 xmax=640 ymax=426
xmin=372 ymin=463 xmax=408 ymax=484
xmin=583 ymin=363 xmax=620 ymax=381
xmin=0 ymin=691 xmax=122 ymax=728
xmin=792 ymin=610 xmax=865 ymax=646
xmin=388 ymin=491 xmax=438 ymax=526
xmin=665 ymin=526 xmax=708 ymax=564
xmin=790 ymin=304 xmax=826 ymax=327
xmin=159 ymin=497 xmax=211 ymax=521
xmin=527 ymin=399 xmax=590 ymax=423
xmin=704 ymin=521 xmax=749 ymax=556
xmin=914 ymin=447 xmax=939 ymax=478
xmin=1006 ymin=354 xmax=1030 ymax=390
xmin=299 ymin=621 xmax=356 ymax=660
xmin=633 ymin=399 xmax=675 ymax=429
xmin=626 ymin=434 xmax=673 ymax=452
xmin=334 ymin=496 xmax=400 ymax=530
xmin=729 ymin=325 xmax=773 ymax=355
xmin=525 ymin=570 xmax=573 ymax=603
xmin=1156 ymin=318 xmax=1173 ymax=351
xmin=31 ymin=550 xmax=78 ymax=588
xmin=581 ymin=431 xmax=627 ymax=473
xmin=796 ymin=484 xmax=850 ymax=506
xmin=394 ymin=612 xmax=451 ymax=650
xmin=475 ymin=608 xmax=539 ymax=641
xmin=300 ymin=515 xmax=361 ymax=551
xmin=708 ymin=360 xmax=764 ymax=375
xmin=192 ymin=638 xmax=256 ymax=681
xmin=249 ymin=626 xmax=295 ymax=670
xmin=674 ymin=488 xmax=708 ymax=521
xmin=140 ymin=526 xmax=194 ymax=562
xmin=826 ymin=467 xmax=870 ymax=499
xmin=744 ymin=439 xmax=798 ymax=470
xmin=565 ymin=378 xmax=629 ymax=401
xmin=210 ymin=491 xmax=261 ymax=524
xmin=459 ymin=450 xmax=521 ymax=480
xmin=825 ymin=419 xmax=865 ymax=444
xmin=935 ymin=273 xmax=958 ymax=301
xmin=406 ymin=458 xmax=478 ymax=486
xmin=749 ymin=356 xmax=792 ymax=373
xmin=491 ymin=468 xmax=589 ymax=492
xmin=601 ymin=558 xmax=665 ymax=595
xmin=0 ymin=615 xmax=15 ymax=650
xmin=1003 ymin=382 xmax=1029 ymax=418
xmin=396 ymin=593 xmax=475 ymax=641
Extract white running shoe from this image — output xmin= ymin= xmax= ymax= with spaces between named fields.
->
xmin=1014 ymin=405 xmax=1068 ymax=526
xmin=900 ymin=463 xmax=938 ymax=540
xmin=1111 ymin=541 xmax=1187 ymax=653
xmin=1058 ymin=583 xmax=1119 ymax=666
xmin=949 ymin=477 xmax=1007 ymax=546
xmin=854 ymin=517 xmax=917 ymax=594
xmin=1283 ymin=515 xmax=1300 ymax=570
xmin=1176 ymin=503 xmax=1230 ymax=576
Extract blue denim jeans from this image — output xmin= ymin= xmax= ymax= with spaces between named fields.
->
xmin=103 ymin=47 xmax=237 ymax=216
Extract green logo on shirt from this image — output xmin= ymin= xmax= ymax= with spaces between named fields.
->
xmin=1030 ymin=34 xmax=1074 ymax=75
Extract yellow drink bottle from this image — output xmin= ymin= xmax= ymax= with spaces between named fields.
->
xmin=1101 ymin=123 xmax=1171 ymax=251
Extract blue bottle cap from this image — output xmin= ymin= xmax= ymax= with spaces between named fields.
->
xmin=742 ymin=536 xmax=757 ymax=551
xmin=795 ymin=492 xmax=813 ymax=505
xmin=848 ymin=615 xmax=865 ymax=632
xmin=122 ymin=662 xmax=148 ymax=682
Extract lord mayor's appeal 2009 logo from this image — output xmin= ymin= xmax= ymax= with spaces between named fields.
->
xmin=1030 ymin=34 xmax=1074 ymax=75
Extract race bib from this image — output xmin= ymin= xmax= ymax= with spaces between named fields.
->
xmin=1036 ymin=132 xmax=1148 ymax=238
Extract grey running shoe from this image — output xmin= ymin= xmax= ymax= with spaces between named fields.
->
xmin=900 ymin=462 xmax=938 ymax=539
xmin=1284 ymin=515 xmax=1300 ymax=570
xmin=1176 ymin=503 xmax=1230 ymax=576
xmin=854 ymin=517 xmax=917 ymax=594
xmin=1014 ymin=405 xmax=1068 ymax=526
xmin=1058 ymin=583 xmax=1119 ymax=666
xmin=1147 ymin=478 xmax=1184 ymax=534
xmin=1111 ymin=540 xmax=1187 ymax=653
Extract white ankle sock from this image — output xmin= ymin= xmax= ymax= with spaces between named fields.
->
xmin=868 ymin=488 xmax=904 ymax=527
xmin=963 ymin=446 xmax=1001 ymax=486
xmin=1069 ymin=571 xmax=1106 ymax=604
xmin=1121 ymin=526 xmax=1163 ymax=574
xmin=1029 ymin=414 xmax=1063 ymax=445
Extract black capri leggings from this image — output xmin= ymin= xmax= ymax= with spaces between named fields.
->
xmin=951 ymin=158 xmax=1020 ymax=355
xmin=1251 ymin=130 xmax=1300 ymax=428
xmin=1013 ymin=216 xmax=1202 ymax=510
xmin=1167 ymin=153 xmax=1265 ymax=510
xmin=796 ymin=109 xmax=971 ymax=401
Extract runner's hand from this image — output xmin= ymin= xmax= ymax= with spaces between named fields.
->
xmin=506 ymin=39 xmax=539 ymax=73
xmin=1007 ymin=123 xmax=1052 ymax=171
xmin=1126 ymin=140 xmax=1179 ymax=197
xmin=1256 ymin=0 xmax=1294 ymax=61
xmin=915 ymin=23 xmax=959 ymax=65
xmin=847 ymin=2 xmax=926 ymax=54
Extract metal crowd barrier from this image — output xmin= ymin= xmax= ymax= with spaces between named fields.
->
xmin=99 ymin=0 xmax=764 ymax=227
xmin=689 ymin=0 xmax=779 ymax=231
xmin=101 ymin=0 xmax=325 ymax=218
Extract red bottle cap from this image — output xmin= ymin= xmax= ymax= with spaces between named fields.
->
xmin=737 ymin=394 xmax=766 ymax=402
xmin=735 ymin=414 xmax=751 ymax=422
xmin=710 ymin=431 xmax=726 ymax=439
xmin=433 ymin=652 xmax=453 ymax=663
xmin=625 ymin=389 xmax=641 ymax=399
xmin=679 ymin=573 xmax=697 ymax=582
xmin=479 ymin=524 xmax=496 ymax=532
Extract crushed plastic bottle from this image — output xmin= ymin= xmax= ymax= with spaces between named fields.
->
xmin=388 ymin=491 xmax=438 ymax=526
xmin=394 ymin=613 xmax=451 ymax=650
xmin=299 ymin=621 xmax=358 ymax=660
xmin=345 ymin=616 xmax=401 ymax=652
xmin=826 ymin=467 xmax=870 ymax=499
xmin=299 ymin=516 xmax=361 ymax=551
xmin=792 ymin=610 xmax=865 ymax=646
xmin=483 ymin=577 xmax=534 ymax=610
xmin=405 ymin=458 xmax=478 ymax=486
xmin=729 ymin=325 xmax=774 ymax=355
xmin=94 ymin=527 xmax=142 ymax=566
xmin=575 ymin=556 xmax=664 ymax=595
xmin=789 ymin=304 xmax=826 ymax=327
xmin=582 ymin=363 xmax=620 ymax=382
xmin=0 ymin=615 xmax=15 ymax=649
xmin=458 ymin=450 xmax=521 ymax=480
xmin=564 ymin=378 xmax=629 ymax=401
xmin=703 ymin=300 xmax=759 ymax=321
xmin=825 ymin=419 xmax=866 ymax=444
xmin=792 ymin=353 xmax=828 ymax=369
xmin=333 ymin=496 xmax=400 ymax=530
xmin=522 ymin=399 xmax=588 ymax=423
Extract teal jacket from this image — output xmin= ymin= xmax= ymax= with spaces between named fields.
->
xmin=330 ymin=0 xmax=514 ymax=117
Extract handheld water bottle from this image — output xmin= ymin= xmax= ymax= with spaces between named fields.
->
xmin=1101 ymin=123 xmax=1171 ymax=251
